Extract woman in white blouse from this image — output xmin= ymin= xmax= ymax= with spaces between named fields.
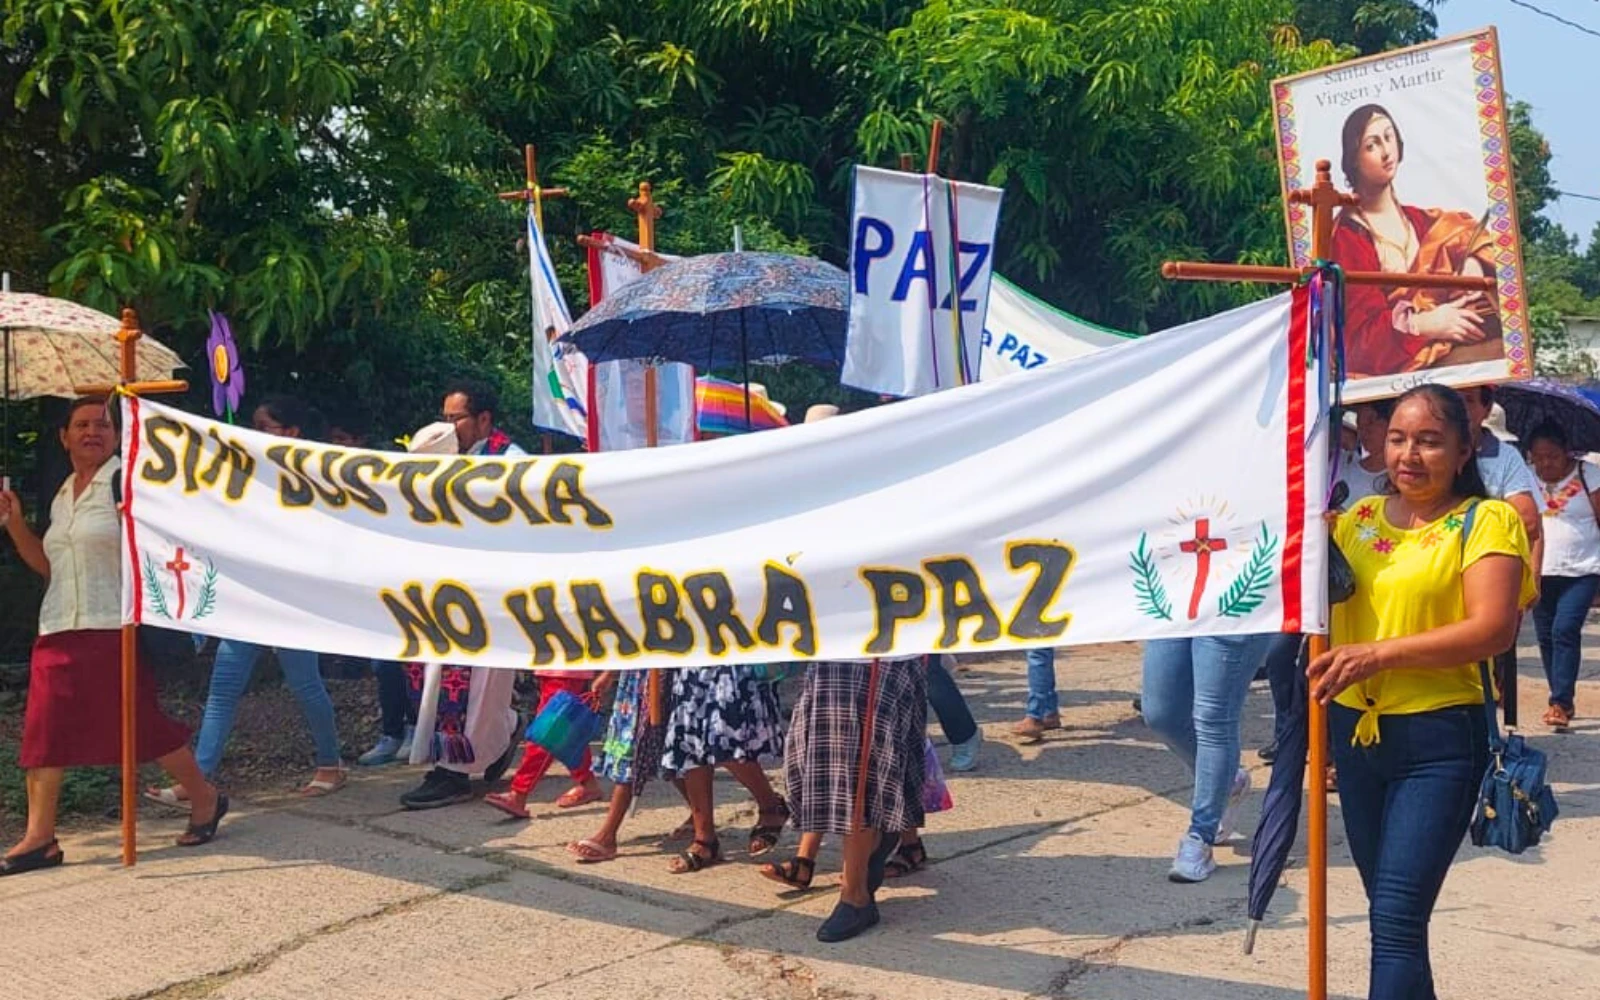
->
xmin=0 ymin=398 xmax=225 ymax=876
xmin=1526 ymin=421 xmax=1600 ymax=731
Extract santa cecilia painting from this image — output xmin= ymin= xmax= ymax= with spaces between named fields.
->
xmin=1331 ymin=103 xmax=1501 ymax=378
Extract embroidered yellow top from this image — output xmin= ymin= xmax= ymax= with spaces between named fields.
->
xmin=1331 ymin=495 xmax=1536 ymax=745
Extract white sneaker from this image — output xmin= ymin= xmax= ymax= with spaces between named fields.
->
xmin=1169 ymin=833 xmax=1216 ymax=883
xmin=1216 ymin=767 xmax=1251 ymax=844
xmin=396 ymin=723 xmax=416 ymax=761
xmin=948 ymin=730 xmax=982 ymax=772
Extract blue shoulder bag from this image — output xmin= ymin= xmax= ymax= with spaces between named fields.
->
xmin=1460 ymin=502 xmax=1559 ymax=854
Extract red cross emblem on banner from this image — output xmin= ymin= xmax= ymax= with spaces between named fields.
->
xmin=165 ymin=547 xmax=193 ymax=619
xmin=1178 ymin=518 xmax=1228 ymax=620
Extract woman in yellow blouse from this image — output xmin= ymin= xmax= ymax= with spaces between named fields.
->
xmin=1309 ymin=384 xmax=1534 ymax=1000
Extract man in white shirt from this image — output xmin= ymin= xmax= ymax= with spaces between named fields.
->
xmin=440 ymin=378 xmax=527 ymax=457
xmin=399 ymin=383 xmax=523 ymax=809
xmin=1464 ymin=385 xmax=1543 ymax=725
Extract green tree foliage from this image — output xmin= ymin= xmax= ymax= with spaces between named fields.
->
xmin=3 ymin=0 xmax=1596 ymax=448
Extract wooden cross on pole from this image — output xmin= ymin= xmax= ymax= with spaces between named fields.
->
xmin=75 ymin=307 xmax=189 ymax=868
xmin=1161 ymin=159 xmax=1495 ymax=1000
xmin=625 ymin=182 xmax=667 ymax=449
xmin=498 ymin=144 xmax=574 ymax=455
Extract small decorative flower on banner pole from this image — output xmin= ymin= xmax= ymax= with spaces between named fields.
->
xmin=205 ymin=311 xmax=245 ymax=422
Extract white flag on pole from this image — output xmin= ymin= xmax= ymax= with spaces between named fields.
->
xmin=843 ymin=166 xmax=1004 ymax=397
xmin=528 ymin=208 xmax=589 ymax=438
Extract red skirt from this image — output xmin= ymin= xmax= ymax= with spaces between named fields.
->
xmin=20 ymin=629 xmax=191 ymax=769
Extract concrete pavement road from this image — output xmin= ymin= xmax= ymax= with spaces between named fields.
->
xmin=3 ymin=635 xmax=1597 ymax=999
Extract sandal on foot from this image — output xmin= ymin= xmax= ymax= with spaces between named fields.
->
xmin=177 ymin=794 xmax=229 ymax=848
xmin=556 ymin=784 xmax=602 ymax=809
xmin=300 ymin=769 xmax=349 ymax=798
xmin=748 ymin=797 xmax=791 ymax=856
xmin=0 ymin=840 xmax=64 ymax=877
xmin=884 ymin=840 xmax=928 ymax=879
xmin=759 ymin=855 xmax=816 ymax=891
xmin=668 ymin=838 xmax=723 ymax=874
xmin=484 ymin=792 xmax=531 ymax=820
xmin=568 ymin=838 xmax=617 ymax=864
xmin=1544 ymin=705 xmax=1574 ymax=731
xmin=143 ymin=786 xmax=188 ymax=811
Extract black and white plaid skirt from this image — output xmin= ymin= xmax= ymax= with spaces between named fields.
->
xmin=784 ymin=658 xmax=928 ymax=836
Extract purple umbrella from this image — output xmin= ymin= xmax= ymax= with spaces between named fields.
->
xmin=1496 ymin=379 xmax=1600 ymax=454
xmin=206 ymin=311 xmax=245 ymax=421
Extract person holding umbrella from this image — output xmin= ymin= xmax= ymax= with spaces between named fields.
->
xmin=1525 ymin=421 xmax=1600 ymax=731
xmin=1308 ymin=384 xmax=1534 ymax=1000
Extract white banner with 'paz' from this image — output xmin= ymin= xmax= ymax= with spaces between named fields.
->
xmin=120 ymin=289 xmax=1325 ymax=670
xmin=844 ymin=166 xmax=1004 ymax=397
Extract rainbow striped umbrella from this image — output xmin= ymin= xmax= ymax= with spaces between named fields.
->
xmin=695 ymin=376 xmax=788 ymax=436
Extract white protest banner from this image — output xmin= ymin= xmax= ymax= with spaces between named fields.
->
xmin=527 ymin=208 xmax=589 ymax=439
xmin=844 ymin=166 xmax=1004 ymax=397
xmin=980 ymin=277 xmax=1135 ymax=381
xmin=121 ymin=289 xmax=1326 ymax=670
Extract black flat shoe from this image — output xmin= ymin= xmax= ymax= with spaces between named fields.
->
xmin=177 ymin=794 xmax=229 ymax=848
xmin=0 ymin=840 xmax=64 ymax=876
xmin=817 ymin=900 xmax=880 ymax=943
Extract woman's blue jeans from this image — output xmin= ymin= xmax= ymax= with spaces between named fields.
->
xmin=1331 ymin=703 xmax=1487 ymax=1000
xmin=374 ymin=660 xmax=416 ymax=738
xmin=925 ymin=655 xmax=977 ymax=745
xmin=1141 ymin=634 xmax=1269 ymax=843
xmin=1026 ymin=647 xmax=1059 ymax=720
xmin=1533 ymin=573 xmax=1600 ymax=713
xmin=195 ymin=640 xmax=343 ymax=777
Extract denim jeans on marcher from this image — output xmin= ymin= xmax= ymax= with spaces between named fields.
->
xmin=925 ymin=655 xmax=978 ymax=746
xmin=1533 ymin=574 xmax=1600 ymax=713
xmin=1140 ymin=634 xmax=1270 ymax=843
xmin=1025 ymin=647 xmax=1059 ymax=720
xmin=195 ymin=639 xmax=343 ymax=778
xmin=374 ymin=660 xmax=417 ymax=738
xmin=1330 ymin=703 xmax=1488 ymax=1000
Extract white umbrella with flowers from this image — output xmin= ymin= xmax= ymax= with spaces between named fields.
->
xmin=1 ymin=291 xmax=185 ymax=480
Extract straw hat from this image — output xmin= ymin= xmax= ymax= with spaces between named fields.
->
xmin=804 ymin=403 xmax=840 ymax=424
xmin=407 ymin=422 xmax=459 ymax=455
xmin=1483 ymin=402 xmax=1517 ymax=444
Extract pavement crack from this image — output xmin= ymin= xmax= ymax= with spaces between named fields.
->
xmin=119 ymin=869 xmax=509 ymax=1000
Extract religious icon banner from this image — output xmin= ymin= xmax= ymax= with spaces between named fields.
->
xmin=119 ymin=290 xmax=1327 ymax=671
xmin=1271 ymin=28 xmax=1533 ymax=402
xmin=843 ymin=166 xmax=1005 ymax=397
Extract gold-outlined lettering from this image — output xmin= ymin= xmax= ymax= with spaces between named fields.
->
xmin=923 ymin=555 xmax=1003 ymax=648
xmin=338 ymin=454 xmax=389 ymax=515
xmin=1005 ymin=540 xmax=1075 ymax=640
xmin=636 ymin=569 xmax=695 ymax=655
xmin=139 ymin=415 xmax=183 ymax=485
xmin=264 ymin=443 xmax=316 ymax=508
xmin=570 ymin=580 xmax=641 ymax=659
xmin=755 ymin=561 xmax=817 ymax=656
xmin=682 ymin=570 xmax=757 ymax=655
xmin=449 ymin=463 xmax=512 ymax=524
xmin=504 ymin=583 xmax=584 ymax=665
xmin=545 ymin=461 xmax=614 ymax=528
xmin=505 ymin=460 xmax=550 ymax=525
xmin=427 ymin=458 xmax=474 ymax=526
xmin=859 ymin=566 xmax=929 ymax=654
xmin=386 ymin=459 xmax=442 ymax=524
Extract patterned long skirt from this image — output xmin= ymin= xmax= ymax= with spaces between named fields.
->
xmin=596 ymin=670 xmax=665 ymax=792
xmin=660 ymin=665 xmax=785 ymax=776
xmin=784 ymin=658 xmax=927 ymax=836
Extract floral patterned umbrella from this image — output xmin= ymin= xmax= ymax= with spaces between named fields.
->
xmin=560 ymin=251 xmax=847 ymax=370
xmin=0 ymin=292 xmax=185 ymax=400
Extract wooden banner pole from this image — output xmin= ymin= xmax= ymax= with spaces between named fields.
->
xmin=1160 ymin=158 xmax=1494 ymax=1000
xmin=75 ymin=307 xmax=189 ymax=868
xmin=498 ymin=143 xmax=575 ymax=456
xmin=627 ymin=182 xmax=664 ymax=451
